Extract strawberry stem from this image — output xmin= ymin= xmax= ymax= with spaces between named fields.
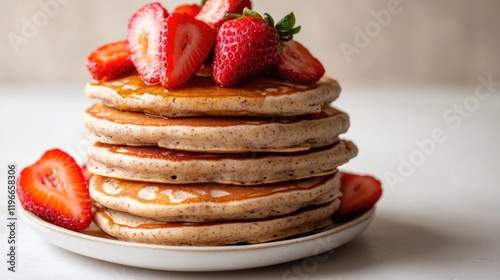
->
xmin=278 ymin=26 xmax=301 ymax=41
xmin=263 ymin=13 xmax=274 ymax=27
xmin=275 ymin=12 xmax=296 ymax=31
xmin=274 ymin=12 xmax=301 ymax=43
xmin=224 ymin=12 xmax=243 ymax=19
xmin=242 ymin=7 xmax=263 ymax=19
xmin=224 ymin=8 xmax=301 ymax=47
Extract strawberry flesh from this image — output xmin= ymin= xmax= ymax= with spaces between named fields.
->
xmin=213 ymin=16 xmax=280 ymax=87
xmin=86 ymin=40 xmax=136 ymax=81
xmin=127 ymin=2 xmax=169 ymax=85
xmin=160 ymin=12 xmax=215 ymax=89
xmin=172 ymin=3 xmax=201 ymax=17
xmin=272 ymin=40 xmax=325 ymax=85
xmin=333 ymin=172 xmax=383 ymax=223
xmin=196 ymin=0 xmax=252 ymax=28
xmin=17 ymin=149 xmax=92 ymax=232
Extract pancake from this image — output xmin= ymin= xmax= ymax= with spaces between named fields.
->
xmin=86 ymin=140 xmax=358 ymax=185
xmin=82 ymin=103 xmax=350 ymax=153
xmin=89 ymin=172 xmax=341 ymax=222
xmin=93 ymin=200 xmax=339 ymax=246
xmin=85 ymin=74 xmax=341 ymax=117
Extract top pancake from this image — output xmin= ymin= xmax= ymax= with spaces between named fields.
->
xmin=85 ymin=74 xmax=341 ymax=117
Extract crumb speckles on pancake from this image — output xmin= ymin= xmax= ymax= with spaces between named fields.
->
xmin=86 ymin=141 xmax=357 ymax=185
xmin=89 ymin=173 xmax=341 ymax=222
xmin=93 ymin=199 xmax=340 ymax=246
xmin=82 ymin=103 xmax=349 ymax=153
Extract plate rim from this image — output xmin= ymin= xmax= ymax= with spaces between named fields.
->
xmin=20 ymin=206 xmax=375 ymax=271
xmin=20 ymin=206 xmax=374 ymax=251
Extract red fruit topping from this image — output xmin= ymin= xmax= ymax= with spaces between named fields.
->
xmin=172 ymin=3 xmax=201 ymax=17
xmin=86 ymin=40 xmax=136 ymax=81
xmin=127 ymin=2 xmax=169 ymax=85
xmin=272 ymin=40 xmax=325 ymax=85
xmin=196 ymin=0 xmax=252 ymax=28
xmin=333 ymin=172 xmax=383 ymax=223
xmin=213 ymin=16 xmax=279 ymax=86
xmin=160 ymin=12 xmax=215 ymax=89
xmin=17 ymin=149 xmax=92 ymax=232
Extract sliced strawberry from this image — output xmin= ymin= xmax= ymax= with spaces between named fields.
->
xmin=172 ymin=3 xmax=201 ymax=17
xmin=196 ymin=0 xmax=252 ymax=28
xmin=272 ymin=40 xmax=325 ymax=85
xmin=86 ymin=40 xmax=136 ymax=81
xmin=332 ymin=172 xmax=382 ymax=223
xmin=17 ymin=149 xmax=92 ymax=232
xmin=127 ymin=2 xmax=169 ymax=85
xmin=81 ymin=164 xmax=93 ymax=184
xmin=160 ymin=12 xmax=215 ymax=89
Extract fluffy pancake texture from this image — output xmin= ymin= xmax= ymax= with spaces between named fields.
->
xmin=89 ymin=172 xmax=341 ymax=222
xmin=85 ymin=74 xmax=341 ymax=117
xmin=93 ymin=200 xmax=340 ymax=246
xmin=86 ymin=140 xmax=358 ymax=185
xmin=82 ymin=48 xmax=357 ymax=245
xmin=83 ymin=103 xmax=349 ymax=153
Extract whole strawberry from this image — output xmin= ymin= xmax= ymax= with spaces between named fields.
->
xmin=213 ymin=9 xmax=300 ymax=87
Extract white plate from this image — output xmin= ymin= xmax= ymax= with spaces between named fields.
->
xmin=20 ymin=207 xmax=375 ymax=271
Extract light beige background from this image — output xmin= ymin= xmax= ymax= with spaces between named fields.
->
xmin=1 ymin=0 xmax=499 ymax=87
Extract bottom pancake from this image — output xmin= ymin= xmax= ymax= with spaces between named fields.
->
xmin=93 ymin=200 xmax=340 ymax=246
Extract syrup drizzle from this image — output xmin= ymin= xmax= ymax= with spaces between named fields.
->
xmin=93 ymin=74 xmax=320 ymax=99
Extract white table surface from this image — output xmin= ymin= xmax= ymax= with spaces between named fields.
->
xmin=1 ymin=82 xmax=499 ymax=279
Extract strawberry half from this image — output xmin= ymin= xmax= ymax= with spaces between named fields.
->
xmin=17 ymin=149 xmax=92 ymax=232
xmin=86 ymin=40 xmax=136 ymax=81
xmin=332 ymin=172 xmax=383 ymax=223
xmin=196 ymin=0 xmax=252 ymax=28
xmin=160 ymin=12 xmax=215 ymax=89
xmin=127 ymin=2 xmax=169 ymax=85
xmin=272 ymin=40 xmax=325 ymax=85
xmin=172 ymin=3 xmax=201 ymax=17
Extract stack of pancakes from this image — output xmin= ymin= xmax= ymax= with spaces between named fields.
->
xmin=83 ymin=74 xmax=358 ymax=246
